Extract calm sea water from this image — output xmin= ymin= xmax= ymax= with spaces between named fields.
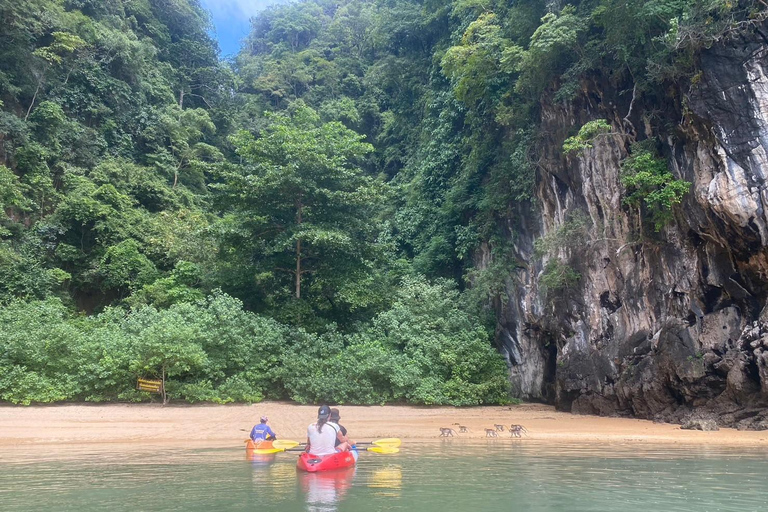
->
xmin=1 ymin=442 xmax=766 ymax=511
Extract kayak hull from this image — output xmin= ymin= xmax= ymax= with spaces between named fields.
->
xmin=245 ymin=439 xmax=274 ymax=451
xmin=297 ymin=449 xmax=358 ymax=472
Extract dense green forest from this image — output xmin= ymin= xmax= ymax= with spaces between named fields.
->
xmin=0 ymin=0 xmax=759 ymax=405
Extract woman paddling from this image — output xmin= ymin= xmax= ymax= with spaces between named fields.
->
xmin=306 ymin=405 xmax=351 ymax=456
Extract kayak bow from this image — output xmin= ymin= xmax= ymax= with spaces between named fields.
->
xmin=297 ymin=449 xmax=359 ymax=472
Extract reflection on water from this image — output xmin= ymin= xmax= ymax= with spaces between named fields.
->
xmin=1 ymin=443 xmax=768 ymax=511
xmin=368 ymin=465 xmax=402 ymax=497
xmin=298 ymin=467 xmax=355 ymax=512
xmin=246 ymin=452 xmax=276 ymax=466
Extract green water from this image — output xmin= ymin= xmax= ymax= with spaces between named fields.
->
xmin=1 ymin=442 xmax=766 ymax=511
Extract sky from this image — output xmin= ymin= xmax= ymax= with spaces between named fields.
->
xmin=200 ymin=0 xmax=289 ymax=57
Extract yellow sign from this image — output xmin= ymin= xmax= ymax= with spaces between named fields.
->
xmin=137 ymin=378 xmax=163 ymax=393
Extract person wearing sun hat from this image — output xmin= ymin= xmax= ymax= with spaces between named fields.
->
xmin=250 ymin=415 xmax=277 ymax=442
xmin=306 ymin=405 xmax=351 ymax=456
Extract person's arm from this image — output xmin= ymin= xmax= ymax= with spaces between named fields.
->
xmin=336 ymin=429 xmax=352 ymax=446
xmin=340 ymin=425 xmax=351 ymax=443
xmin=267 ymin=426 xmax=277 ymax=439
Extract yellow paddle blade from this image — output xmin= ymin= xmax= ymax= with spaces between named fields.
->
xmin=251 ymin=448 xmax=284 ymax=454
xmin=372 ymin=438 xmax=401 ymax=447
xmin=272 ymin=440 xmax=301 ymax=449
xmin=366 ymin=446 xmax=400 ymax=454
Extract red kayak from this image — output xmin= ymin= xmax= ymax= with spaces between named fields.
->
xmin=297 ymin=449 xmax=359 ymax=472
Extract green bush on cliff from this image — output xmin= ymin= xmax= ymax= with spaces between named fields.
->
xmin=562 ymin=120 xmax=613 ymax=156
xmin=621 ymin=144 xmax=690 ymax=232
xmin=539 ymin=259 xmax=581 ymax=299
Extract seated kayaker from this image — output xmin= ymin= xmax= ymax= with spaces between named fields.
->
xmin=307 ymin=405 xmax=351 ymax=456
xmin=329 ymin=408 xmax=353 ymax=447
xmin=250 ymin=416 xmax=277 ymax=442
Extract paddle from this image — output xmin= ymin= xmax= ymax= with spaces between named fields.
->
xmin=357 ymin=438 xmax=401 ymax=447
xmin=251 ymin=448 xmax=295 ymax=454
xmin=271 ymin=438 xmax=400 ymax=449
xmin=362 ymin=446 xmax=399 ymax=454
xmin=272 ymin=440 xmax=301 ymax=449
xmin=251 ymin=440 xmax=401 ymax=455
xmin=252 ymin=446 xmax=400 ymax=455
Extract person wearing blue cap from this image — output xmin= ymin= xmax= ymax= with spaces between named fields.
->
xmin=306 ymin=405 xmax=350 ymax=456
xmin=250 ymin=416 xmax=277 ymax=442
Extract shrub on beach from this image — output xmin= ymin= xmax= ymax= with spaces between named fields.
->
xmin=0 ymin=284 xmax=510 ymax=406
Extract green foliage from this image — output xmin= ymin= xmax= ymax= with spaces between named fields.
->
xmin=442 ymin=13 xmax=509 ymax=108
xmin=540 ymin=259 xmax=581 ymax=296
xmin=99 ymin=240 xmax=159 ymax=295
xmin=0 ymin=288 xmax=509 ymax=406
xmin=463 ymin=243 xmax=516 ymax=328
xmin=282 ymin=278 xmax=510 ymax=406
xmin=507 ymin=6 xmax=587 ymax=98
xmin=0 ymin=166 xmax=29 ymax=231
xmin=621 ymin=143 xmax=690 ymax=231
xmin=0 ymin=299 xmax=85 ymax=404
xmin=32 ymin=31 xmax=87 ymax=65
xmin=126 ymin=261 xmax=204 ymax=308
xmin=534 ymin=213 xmax=588 ymax=303
xmin=0 ymin=240 xmax=70 ymax=303
xmin=218 ymin=101 xmax=386 ymax=324
xmin=0 ymin=293 xmax=283 ymax=404
xmin=562 ymin=120 xmax=612 ymax=155
xmin=534 ymin=213 xmax=591 ymax=257
xmin=364 ymin=277 xmax=510 ymax=405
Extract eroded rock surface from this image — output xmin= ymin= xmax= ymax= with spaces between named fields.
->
xmin=493 ymin=21 xmax=768 ymax=429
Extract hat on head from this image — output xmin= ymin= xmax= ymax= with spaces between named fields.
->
xmin=260 ymin=416 xmax=268 ymax=423
xmin=318 ymin=405 xmax=331 ymax=420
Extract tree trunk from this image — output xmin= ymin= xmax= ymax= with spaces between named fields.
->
xmin=296 ymin=238 xmax=301 ymax=299
xmin=161 ymin=365 xmax=167 ymax=405
xmin=295 ymin=200 xmax=302 ymax=299
xmin=173 ymin=159 xmax=182 ymax=188
xmin=24 ymin=79 xmax=43 ymax=122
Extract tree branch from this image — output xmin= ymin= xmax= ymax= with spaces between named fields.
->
xmin=24 ymin=79 xmax=43 ymax=122
xmin=623 ymin=83 xmax=637 ymax=131
xmin=186 ymin=92 xmax=213 ymax=109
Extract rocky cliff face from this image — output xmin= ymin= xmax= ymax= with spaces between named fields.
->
xmin=496 ymin=21 xmax=768 ymax=429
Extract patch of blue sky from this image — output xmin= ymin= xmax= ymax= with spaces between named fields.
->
xmin=200 ymin=0 xmax=290 ymax=57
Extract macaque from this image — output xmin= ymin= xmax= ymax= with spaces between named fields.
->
xmin=510 ymin=424 xmax=528 ymax=437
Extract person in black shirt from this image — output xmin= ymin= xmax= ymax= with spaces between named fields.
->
xmin=329 ymin=408 xmax=351 ymax=447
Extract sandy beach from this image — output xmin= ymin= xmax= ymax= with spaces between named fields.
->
xmin=1 ymin=402 xmax=767 ymax=450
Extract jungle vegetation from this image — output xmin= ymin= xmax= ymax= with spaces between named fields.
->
xmin=0 ymin=0 xmax=760 ymax=405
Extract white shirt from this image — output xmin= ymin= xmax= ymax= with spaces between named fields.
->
xmin=307 ymin=421 xmax=339 ymax=456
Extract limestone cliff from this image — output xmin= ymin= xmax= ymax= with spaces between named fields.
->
xmin=496 ymin=20 xmax=768 ymax=429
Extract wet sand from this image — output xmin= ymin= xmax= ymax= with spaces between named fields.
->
xmin=2 ymin=402 xmax=767 ymax=450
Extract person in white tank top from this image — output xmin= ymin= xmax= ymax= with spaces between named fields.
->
xmin=307 ymin=405 xmax=351 ymax=456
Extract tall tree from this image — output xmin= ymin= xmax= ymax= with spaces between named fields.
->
xmin=221 ymin=102 xmax=384 ymax=319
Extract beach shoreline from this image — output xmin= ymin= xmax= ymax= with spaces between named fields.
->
xmin=1 ymin=402 xmax=766 ymax=450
